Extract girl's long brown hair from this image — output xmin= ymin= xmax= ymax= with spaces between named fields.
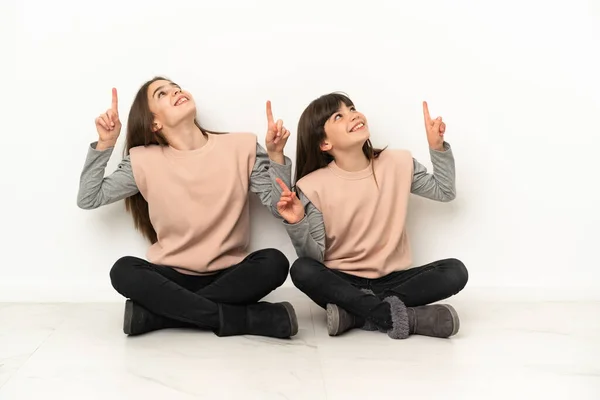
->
xmin=295 ymin=92 xmax=385 ymax=185
xmin=123 ymin=76 xmax=225 ymax=244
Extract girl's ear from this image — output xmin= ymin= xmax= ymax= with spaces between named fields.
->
xmin=320 ymin=140 xmax=332 ymax=152
xmin=152 ymin=120 xmax=162 ymax=132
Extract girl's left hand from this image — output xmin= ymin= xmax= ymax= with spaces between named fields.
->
xmin=275 ymin=178 xmax=305 ymax=224
xmin=265 ymin=101 xmax=291 ymax=155
xmin=423 ymin=101 xmax=446 ymax=151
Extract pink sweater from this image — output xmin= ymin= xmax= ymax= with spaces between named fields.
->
xmin=297 ymin=149 xmax=414 ymax=278
xmin=130 ymin=133 xmax=256 ymax=275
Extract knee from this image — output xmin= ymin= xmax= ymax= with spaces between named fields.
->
xmin=446 ymin=258 xmax=469 ymax=293
xmin=290 ymin=257 xmax=320 ymax=288
xmin=259 ymin=248 xmax=290 ymax=287
xmin=109 ymin=256 xmax=139 ymax=295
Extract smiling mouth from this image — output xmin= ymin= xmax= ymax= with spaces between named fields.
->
xmin=174 ymin=97 xmax=189 ymax=106
xmin=350 ymin=122 xmax=365 ymax=132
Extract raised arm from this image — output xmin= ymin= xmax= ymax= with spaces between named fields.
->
xmin=411 ymin=101 xmax=456 ymax=202
xmin=249 ymin=101 xmax=293 ymax=217
xmin=77 ymin=88 xmax=139 ymax=209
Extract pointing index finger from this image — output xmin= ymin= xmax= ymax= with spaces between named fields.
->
xmin=276 ymin=178 xmax=290 ymax=192
xmin=423 ymin=101 xmax=432 ymax=125
xmin=266 ymin=100 xmax=274 ymax=125
xmin=112 ymin=88 xmax=119 ymax=112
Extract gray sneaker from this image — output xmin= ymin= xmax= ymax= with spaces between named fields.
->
xmin=326 ymin=304 xmax=357 ymax=336
xmin=408 ymin=304 xmax=460 ymax=338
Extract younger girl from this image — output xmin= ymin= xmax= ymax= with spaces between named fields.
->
xmin=276 ymin=93 xmax=468 ymax=339
xmin=77 ymin=77 xmax=297 ymax=339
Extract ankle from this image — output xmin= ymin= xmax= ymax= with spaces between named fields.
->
xmin=407 ymin=307 xmax=417 ymax=334
xmin=367 ymin=301 xmax=394 ymax=331
xmin=382 ymin=296 xmax=410 ymax=339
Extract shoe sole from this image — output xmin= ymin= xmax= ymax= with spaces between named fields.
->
xmin=442 ymin=304 xmax=460 ymax=337
xmin=280 ymin=301 xmax=299 ymax=337
xmin=123 ymin=299 xmax=134 ymax=335
xmin=326 ymin=304 xmax=340 ymax=336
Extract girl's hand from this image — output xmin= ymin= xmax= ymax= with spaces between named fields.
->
xmin=276 ymin=178 xmax=305 ymax=224
xmin=95 ymin=88 xmax=122 ymax=150
xmin=423 ymin=101 xmax=446 ymax=151
xmin=265 ymin=101 xmax=290 ymax=161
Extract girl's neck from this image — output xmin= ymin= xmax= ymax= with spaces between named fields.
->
xmin=332 ymin=146 xmax=370 ymax=172
xmin=164 ymin=120 xmax=207 ymax=150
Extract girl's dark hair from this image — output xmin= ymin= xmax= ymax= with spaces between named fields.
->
xmin=123 ymin=76 xmax=225 ymax=244
xmin=295 ymin=92 xmax=385 ymax=184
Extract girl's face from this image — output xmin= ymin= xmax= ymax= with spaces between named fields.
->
xmin=321 ymin=103 xmax=370 ymax=153
xmin=147 ymin=80 xmax=196 ymax=132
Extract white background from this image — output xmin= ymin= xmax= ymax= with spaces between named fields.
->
xmin=2 ymin=0 xmax=599 ymax=301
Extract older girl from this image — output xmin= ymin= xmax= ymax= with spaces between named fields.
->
xmin=78 ymin=77 xmax=297 ymax=339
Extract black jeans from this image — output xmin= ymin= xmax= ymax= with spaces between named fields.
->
xmin=290 ymin=257 xmax=468 ymax=328
xmin=110 ymin=249 xmax=289 ymax=330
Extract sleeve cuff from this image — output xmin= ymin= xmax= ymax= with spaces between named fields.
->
xmin=270 ymin=155 xmax=292 ymax=168
xmin=432 ymin=141 xmax=451 ymax=151
xmin=89 ymin=141 xmax=115 ymax=153
xmin=430 ymin=141 xmax=452 ymax=155
xmin=269 ymin=156 xmax=293 ymax=184
xmin=283 ymin=214 xmax=306 ymax=226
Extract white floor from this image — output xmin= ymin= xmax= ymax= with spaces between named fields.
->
xmin=1 ymin=287 xmax=599 ymax=400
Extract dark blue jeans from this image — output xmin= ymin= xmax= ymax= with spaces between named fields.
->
xmin=290 ymin=257 xmax=468 ymax=328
